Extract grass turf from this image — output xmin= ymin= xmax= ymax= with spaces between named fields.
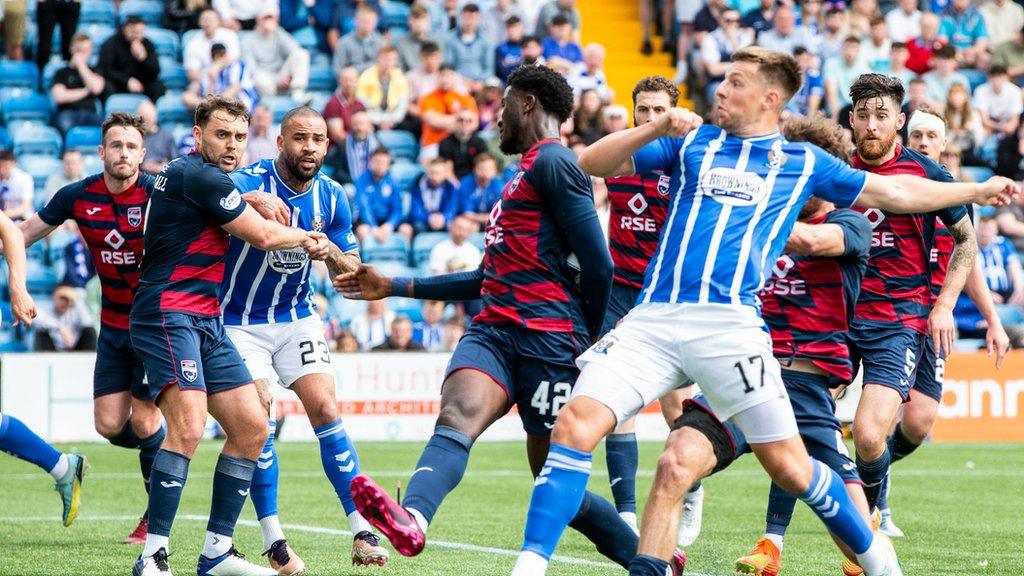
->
xmin=0 ymin=440 xmax=1020 ymax=575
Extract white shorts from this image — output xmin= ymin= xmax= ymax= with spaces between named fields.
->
xmin=574 ymin=302 xmax=797 ymax=442
xmin=225 ymin=315 xmax=333 ymax=389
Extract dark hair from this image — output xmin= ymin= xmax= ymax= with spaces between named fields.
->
xmin=551 ymin=14 xmax=570 ymax=26
xmin=934 ymin=44 xmax=956 ymax=59
xmin=371 ymin=146 xmax=392 ymax=158
xmin=849 ymin=73 xmax=905 ymax=108
xmin=631 ymin=75 xmax=680 ymax=106
xmin=507 ymin=64 xmax=575 ymax=123
xmin=439 ymin=63 xmax=457 ymax=73
xmin=991 ymin=64 xmax=1009 ymax=76
xmin=102 ymin=112 xmax=148 ymax=141
xmin=826 ymin=7 xmax=844 ymax=15
xmin=891 ymin=41 xmax=907 ymax=50
xmin=782 ymin=114 xmax=852 ymax=161
xmin=462 ymin=3 xmax=480 ymax=12
xmin=869 ymin=14 xmax=885 ymax=26
xmin=793 ymin=46 xmax=809 ymax=56
xmin=122 ymin=15 xmax=144 ymax=26
xmin=843 ymin=34 xmax=862 ymax=44
xmin=522 ymin=35 xmax=541 ymax=46
xmin=210 ymin=42 xmax=227 ymax=58
xmin=473 ymin=151 xmax=496 ymax=166
xmin=420 ymin=41 xmax=441 ymax=55
xmin=731 ymin=47 xmax=802 ymax=101
xmin=506 ymin=15 xmax=521 ymax=25
xmin=0 ymin=149 xmax=13 ymax=162
xmin=410 ymin=4 xmax=428 ymax=17
xmin=909 ymin=76 xmax=926 ymax=86
xmin=194 ymin=95 xmax=251 ymax=127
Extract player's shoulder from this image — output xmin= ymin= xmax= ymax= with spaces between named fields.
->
xmin=899 ymin=145 xmax=954 ymax=181
xmin=54 ymin=173 xmax=102 ymax=202
xmin=230 ymin=159 xmax=273 ymax=189
xmin=315 ymin=170 xmax=346 ymax=197
xmin=134 ymin=172 xmax=157 ymax=192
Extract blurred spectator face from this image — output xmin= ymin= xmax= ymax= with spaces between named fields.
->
xmin=920 ymin=14 xmax=939 ymax=39
xmin=199 ymin=9 xmax=220 ymax=35
xmin=908 ymin=80 xmax=927 ymax=106
xmin=978 ymin=218 xmax=999 ymax=247
xmin=841 ymin=39 xmax=861 ymax=64
xmin=507 ymin=19 xmax=524 ymax=42
xmin=760 ymin=0 xmax=773 ymax=9
xmin=279 ymin=112 xmax=328 ymax=181
xmin=870 ymin=20 xmax=887 ymax=43
xmin=951 ymin=0 xmax=969 ymax=12
xmin=422 ymin=300 xmax=445 ymax=324
xmin=137 ymin=99 xmax=158 ymax=132
xmin=890 ymin=44 xmax=909 ymax=68
xmin=850 ymin=94 xmax=902 ymax=161
xmin=63 ymin=151 xmax=84 ymax=179
xmin=523 ymin=39 xmax=542 ymax=61
xmin=460 ymin=8 xmax=481 ymax=33
xmin=795 ymin=49 xmax=815 ymax=71
xmin=257 ymin=11 xmax=279 ymax=34
xmin=390 ymin=317 xmax=413 ymax=348
xmin=367 ymin=299 xmax=386 ymax=316
xmin=940 ymin=146 xmax=962 ymax=171
xmin=720 ymin=10 xmax=741 ymax=34
xmin=990 ymin=70 xmax=1009 ymax=91
xmin=454 ymin=111 xmax=479 ymax=138
xmin=356 ymin=9 xmax=379 ymax=36
xmin=825 ymin=9 xmax=846 ymax=32
xmin=70 ymin=36 xmax=93 ymax=60
xmin=426 ymin=162 xmax=447 ymax=186
xmin=852 ymin=0 xmax=876 ymax=15
xmin=123 ymin=21 xmax=146 ymax=43
xmin=801 ymin=0 xmax=822 ymax=18
xmin=52 ymin=286 xmax=77 ymax=316
xmin=603 ymin=106 xmax=628 ymax=132
xmin=101 ymin=124 xmax=145 ymax=182
xmin=369 ymin=151 xmax=391 ymax=178
xmin=378 ymin=49 xmax=398 ymax=75
xmin=899 ymin=0 xmax=916 ymax=13
xmin=438 ymin=67 xmax=458 ymax=91
xmin=251 ymin=105 xmax=271 ymax=133
xmin=339 ymin=67 xmax=359 ymax=97
xmin=583 ymin=44 xmax=605 ymax=70
xmin=421 ymin=49 xmax=443 ymax=72
xmin=580 ymin=90 xmax=602 ymax=114
xmin=774 ymin=6 xmax=795 ymax=34
xmin=474 ymin=156 xmax=497 ymax=183
xmin=443 ymin=319 xmax=465 ymax=351
xmin=633 ymin=90 xmax=673 ymax=126
xmin=550 ymin=21 xmax=571 ymax=42
xmin=351 ymin=112 xmax=373 ymax=137
xmin=410 ymin=12 xmax=430 ymax=35
xmin=337 ymin=330 xmax=359 ymax=352
xmin=450 ymin=215 xmax=472 ymax=243
xmin=934 ymin=53 xmax=957 ymax=74
xmin=0 ymin=158 xmax=12 ymax=180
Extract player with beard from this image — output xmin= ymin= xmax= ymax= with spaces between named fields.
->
xmin=221 ymin=107 xmax=389 ymax=573
xmin=337 ymin=65 xmax=687 ymax=574
xmin=845 ymin=74 xmax=979 ymax=531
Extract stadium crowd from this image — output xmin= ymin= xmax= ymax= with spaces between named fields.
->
xmin=0 ymin=0 xmax=1022 ymax=352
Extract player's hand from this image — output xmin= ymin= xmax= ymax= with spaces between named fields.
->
xmin=986 ymin=321 xmax=1011 ymax=369
xmin=333 ymin=264 xmax=392 ymax=300
xmin=975 ymin=176 xmax=1020 ymax=207
xmin=243 ymin=191 xmax=290 ymax=225
xmin=928 ymin=303 xmax=956 ymax=359
xmin=9 ymin=286 xmax=35 ymax=327
xmin=655 ymin=108 xmax=703 ymax=138
xmin=301 ymin=231 xmax=330 ymax=261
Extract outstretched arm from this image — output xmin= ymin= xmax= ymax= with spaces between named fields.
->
xmin=325 ymin=243 xmax=360 ymax=277
xmin=930 ymin=216 xmax=977 ymax=358
xmin=334 ymin=262 xmax=485 ymax=301
xmin=857 ymin=174 xmax=1019 ymax=213
xmin=0 ymin=212 xmax=35 ymax=326
xmin=785 ymin=222 xmax=847 ymax=257
xmin=578 ymin=107 xmax=703 ymax=178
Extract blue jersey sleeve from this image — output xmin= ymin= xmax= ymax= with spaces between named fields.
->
xmin=185 ymin=164 xmax=247 ymax=225
xmin=632 ymin=135 xmax=685 ymax=176
xmin=808 ymin=144 xmax=867 ymax=208
xmin=826 ymin=208 xmax=872 ymax=260
xmin=326 ymin=182 xmax=359 ymax=253
xmin=37 ymin=182 xmax=79 ymax=226
xmin=228 ymin=163 xmax=269 ymax=193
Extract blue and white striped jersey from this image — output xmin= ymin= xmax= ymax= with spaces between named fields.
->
xmin=220 ymin=159 xmax=359 ymax=326
xmin=632 ymin=125 xmax=867 ymax=309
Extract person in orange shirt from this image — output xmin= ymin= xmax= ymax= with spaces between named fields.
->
xmin=419 ymin=64 xmax=479 ymax=157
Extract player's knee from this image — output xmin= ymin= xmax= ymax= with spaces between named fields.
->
xmin=901 ymin=413 xmax=933 ymax=444
xmin=769 ymin=459 xmax=814 ymax=495
xmin=164 ymin=417 xmax=206 ymax=456
xmin=305 ymin=394 xmax=339 ymax=428
xmin=852 ymin=424 xmax=888 ymax=458
xmin=129 ymin=408 xmax=162 ymax=438
xmin=94 ymin=412 xmax=128 ymax=439
xmin=550 ymin=402 xmax=604 ymax=453
xmin=652 ymin=447 xmax=696 ymax=495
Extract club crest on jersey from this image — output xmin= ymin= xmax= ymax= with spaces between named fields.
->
xmin=657 ymin=174 xmax=671 ymax=196
xmin=220 ymin=189 xmax=242 ymax=211
xmin=506 ymin=172 xmax=525 ymax=197
xmin=127 ymin=206 xmax=142 ymax=228
xmin=766 ymin=148 xmax=787 ymax=170
xmin=699 ymin=167 xmax=767 ymax=207
xmin=591 ymin=334 xmax=618 ymax=355
xmin=311 ymin=217 xmax=325 ymax=233
xmin=180 ymin=360 xmax=198 ymax=383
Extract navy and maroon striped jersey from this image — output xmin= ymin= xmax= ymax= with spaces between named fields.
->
xmin=761 ymin=209 xmax=871 ymax=384
xmin=37 ymin=173 xmax=153 ymax=330
xmin=475 ymin=139 xmax=598 ymax=335
xmin=132 ymin=153 xmax=246 ymax=318
xmin=850 ymin=144 xmax=968 ymax=333
xmin=930 ymin=220 xmax=954 ymax=298
xmin=606 ymin=172 xmax=671 ymax=289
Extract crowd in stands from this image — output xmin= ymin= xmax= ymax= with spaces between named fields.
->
xmin=1 ymin=0 xmax=1024 ymax=350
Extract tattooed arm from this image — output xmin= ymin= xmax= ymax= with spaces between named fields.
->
xmin=930 ymin=214 xmax=977 ymax=358
xmin=325 ymin=243 xmax=361 ymax=278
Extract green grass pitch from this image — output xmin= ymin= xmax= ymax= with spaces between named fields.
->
xmin=0 ymin=440 xmax=1020 ymax=575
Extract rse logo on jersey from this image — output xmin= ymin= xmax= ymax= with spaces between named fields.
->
xmin=620 ymin=192 xmax=659 ymax=232
xmin=930 ymin=247 xmax=939 ymax=263
xmin=220 ymin=189 xmax=242 ymax=211
xmin=485 ymin=201 xmax=504 ymax=247
xmin=127 ymin=206 xmax=142 ymax=228
xmin=699 ymin=167 xmax=768 ymax=207
xmin=862 ymin=208 xmax=895 ymax=248
xmin=762 ymin=254 xmax=806 ymax=295
xmin=267 ymin=248 xmax=307 ymax=274
xmin=180 ymin=359 xmax=198 ymax=383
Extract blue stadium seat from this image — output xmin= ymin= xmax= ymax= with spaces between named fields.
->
xmin=962 ymin=166 xmax=994 ymax=183
xmin=120 ymin=0 xmax=164 ymax=25
xmin=391 ymin=160 xmax=423 ymax=191
xmin=0 ymin=87 xmax=37 ymax=106
xmin=412 ymin=231 xmax=448 ymax=267
xmin=331 ymin=294 xmax=365 ymax=327
xmin=147 ymin=27 xmax=181 ymax=60
xmin=65 ymin=126 xmax=103 ymax=152
xmin=293 ymin=26 xmax=319 ymax=53
xmin=3 ymin=93 xmax=53 ymax=124
xmin=264 ymin=97 xmax=300 ymax=122
xmin=82 ymin=153 xmax=103 ymax=175
xmin=0 ymin=61 xmax=41 ymax=89
xmin=159 ymin=57 xmax=189 ymax=92
xmin=80 ymin=0 xmax=117 ymax=25
xmin=392 ymin=296 xmax=423 ymax=322
xmin=19 ymin=155 xmax=63 ymax=191
xmin=181 ymin=29 xmax=202 ymax=55
xmin=77 ymin=23 xmax=117 ymax=48
xmin=156 ymin=94 xmax=192 ymax=126
xmin=0 ymin=126 xmax=9 ymax=149
xmin=42 ymin=59 xmax=66 ymax=89
xmin=361 ymin=234 xmax=410 ymax=264
xmin=376 ymin=130 xmax=418 ymax=161
xmin=12 ymin=125 xmax=62 ymax=158
xmin=307 ymin=65 xmax=337 ymax=93
xmin=26 ymin=260 xmax=58 ymax=295
xmin=308 ymin=92 xmax=332 ymax=114
xmin=105 ymin=93 xmax=148 ymax=115
xmin=381 ymin=1 xmax=411 ymax=31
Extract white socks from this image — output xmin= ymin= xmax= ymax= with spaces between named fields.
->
xmin=407 ymin=507 xmax=429 ymax=533
xmin=143 ymin=534 xmax=169 ymax=558
xmin=856 ymin=536 xmax=894 ymax=575
xmin=259 ymin=515 xmax=285 ymax=551
xmin=49 ymin=454 xmax=69 ymax=481
xmin=348 ymin=511 xmax=374 ymax=535
xmin=203 ymin=531 xmax=232 ymax=558
xmin=619 ymin=511 xmax=639 ymax=536
xmin=511 ymin=551 xmax=549 ymax=576
xmin=765 ymin=532 xmax=784 ymax=552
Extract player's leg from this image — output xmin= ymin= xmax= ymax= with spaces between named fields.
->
xmin=0 ymin=412 xmax=86 ymax=526
xmin=606 ymin=416 xmax=640 ymax=529
xmin=659 ymin=386 xmax=704 ymax=547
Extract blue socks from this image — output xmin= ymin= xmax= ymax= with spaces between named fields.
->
xmin=569 ymin=490 xmax=638 ymax=567
xmin=207 ymin=454 xmax=256 ymax=537
xmin=251 ymin=420 xmax=279 ymax=520
xmin=628 ymin=554 xmax=671 ymax=576
xmin=138 ymin=425 xmax=166 ymax=497
xmin=315 ymin=419 xmax=362 ymax=515
xmin=402 ymin=425 xmax=473 ymax=524
xmin=887 ymin=424 xmax=920 ymax=464
xmin=800 ymin=459 xmax=873 ymax=555
xmin=0 ymin=414 xmax=61 ymax=473
xmin=856 ymin=447 xmax=891 ymax=510
xmin=521 ymin=443 xmax=592 ymax=560
xmin=766 ymin=481 xmax=797 ymax=537
xmin=605 ymin=433 xmax=638 ymax=514
xmin=147 ymin=450 xmax=191 ymax=538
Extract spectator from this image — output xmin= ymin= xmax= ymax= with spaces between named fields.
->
xmin=847 ymin=0 xmax=881 ymax=36
xmin=330 ymin=110 xmax=378 ymax=185
xmin=98 ymin=16 xmax=165 ymax=101
xmin=184 ymin=43 xmax=259 ymax=112
xmin=439 ymin=111 xmax=487 ymax=179
xmin=409 ymin=158 xmax=460 ymax=233
xmin=165 ymin=0 xmax=207 ymax=35
xmin=601 ymin=105 xmax=630 ymax=135
xmin=993 ymin=24 xmax=1024 ymax=86
xmin=757 ymin=4 xmax=818 ymax=54
xmin=796 ymin=0 xmax=824 ymax=35
xmin=0 ymin=150 xmax=33 ymax=223
xmin=356 ymin=46 xmax=410 ymax=130
xmin=408 ymin=42 xmax=448 ymax=110
xmin=786 ymin=46 xmax=824 ymax=117
xmin=521 ymin=35 xmax=546 ymax=67
xmin=412 ymin=300 xmax=446 ymax=351
xmin=44 ymin=150 xmax=84 ymax=202
xmin=137 ymin=99 xmax=177 ymax=175
xmin=50 ymin=34 xmax=105 ymax=134
xmin=396 ymin=5 xmax=442 ymax=72
xmin=212 ymin=0 xmax=259 ymax=30
xmin=939 ymin=142 xmax=971 ymax=181
xmin=981 ymin=0 xmax=1024 ymax=48
xmin=36 ymin=0 xmax=82 ymax=69
xmin=571 ymin=89 xmax=605 ymax=145
xmin=429 ymin=214 xmax=482 ymax=275
xmin=817 ymin=6 xmax=848 ymax=64
xmin=323 ymin=66 xmax=367 ymax=147
xmin=61 ymin=233 xmax=95 ymax=289
xmin=922 ymin=44 xmax=970 ymax=107
xmin=183 ymin=8 xmax=241 ymax=83
xmin=534 ymin=0 xmax=581 ymax=39
xmin=568 ymin=43 xmax=613 ymax=103
xmin=333 ymin=5 xmax=385 ymax=74
xmin=824 ymin=36 xmax=870 ymax=123
xmin=33 ymin=284 xmax=97 ymax=352
xmin=742 ymin=0 xmax=777 ymax=37
xmin=315 ymin=293 xmax=342 ymax=349
xmin=350 ymin=299 xmax=394 ymax=350
xmin=996 ymin=187 xmax=1024 ymax=251
xmin=943 ymin=83 xmax=985 ymax=158
xmin=0 ymin=0 xmax=25 ymax=60
xmin=459 ymin=152 xmax=503 ymax=227
xmin=939 ymin=0 xmax=990 ymax=69
xmin=906 ymin=12 xmax=945 ymax=75
xmin=476 ymin=77 xmax=503 ymax=130
xmin=955 ymin=216 xmax=1024 ymax=339
xmin=884 ymin=41 xmax=915 ymax=89
xmin=701 ymin=8 xmax=755 ymax=102
xmin=886 ymin=0 xmax=922 ymax=42
xmin=420 ymin=64 xmax=478 ymax=152
xmin=860 ymin=16 xmax=892 ymax=71
xmin=355 ymin=148 xmax=409 ymax=241
xmin=430 ymin=0 xmax=461 ymax=33
xmin=245 ymin=104 xmax=278 ymax=163
xmin=445 ymin=4 xmax=494 ymax=85
xmin=441 ymin=316 xmax=465 ymax=352
xmin=542 ymin=14 xmax=582 ymax=70
xmin=902 ymin=77 xmax=931 ymax=125
xmin=372 ymin=316 xmax=425 ymax=351
xmin=481 ymin=0 xmax=523 ymax=46
xmin=974 ymin=65 xmax=1023 ymax=156
xmin=496 ymin=18 xmax=526 ymax=84
xmin=694 ymin=0 xmax=728 ymax=37
xmin=242 ymin=4 xmax=311 ymax=101
xmin=335 ymin=328 xmax=359 ymax=352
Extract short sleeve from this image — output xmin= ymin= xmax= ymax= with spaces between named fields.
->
xmin=37 ymin=182 xmax=78 ymax=226
xmin=920 ymin=158 xmax=971 ymax=227
xmin=327 ymin=183 xmax=359 ymax=253
xmin=632 ymin=136 xmax=684 ymax=176
xmin=184 ymin=164 xmax=247 ymax=225
xmin=827 ymin=208 xmax=872 ymax=260
xmin=531 ymin=145 xmax=595 ymax=228
xmin=808 ymin=145 xmax=867 ymax=207
xmin=228 ymin=163 xmax=268 ymax=193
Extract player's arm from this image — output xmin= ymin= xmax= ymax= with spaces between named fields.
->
xmin=222 ymin=205 xmax=327 ymax=255
xmin=8 ymin=183 xmax=76 ymax=251
xmin=856 ymin=173 xmax=1020 ymax=212
xmin=0 ymin=212 xmax=35 ymax=326
xmin=931 ymin=214 xmax=977 ymax=358
xmin=785 ymin=222 xmax=847 ymax=257
xmin=334 ymin=262 xmax=484 ymax=301
xmin=578 ymin=107 xmax=703 ymax=178
xmin=240 ymin=191 xmax=290 ymax=225
xmin=963 ymin=254 xmax=1010 ymax=368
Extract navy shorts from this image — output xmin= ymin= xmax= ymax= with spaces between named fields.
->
xmin=446 ymin=322 xmax=583 ymax=436
xmin=678 ymin=370 xmax=860 ymax=483
xmin=94 ymin=326 xmax=148 ymax=399
xmin=911 ymin=335 xmax=945 ymax=402
xmin=600 ymin=282 xmax=640 ymax=336
xmin=130 ymin=312 xmax=253 ymax=402
xmin=848 ymin=321 xmax=925 ymax=401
